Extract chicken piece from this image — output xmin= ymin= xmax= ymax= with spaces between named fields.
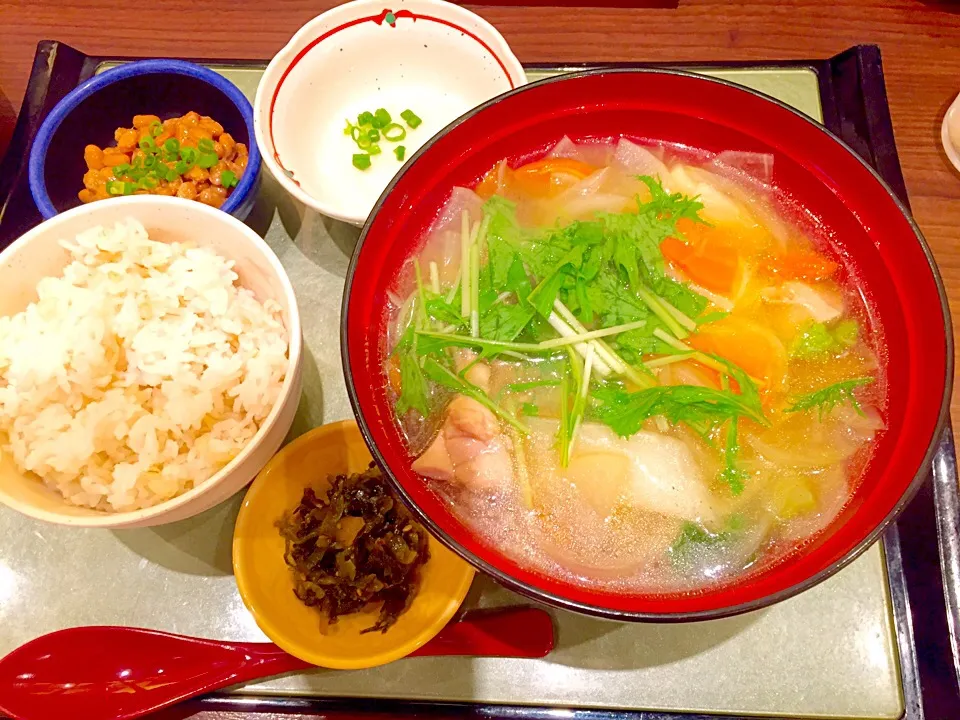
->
xmin=412 ymin=395 xmax=513 ymax=494
xmin=412 ymin=431 xmax=454 ymax=482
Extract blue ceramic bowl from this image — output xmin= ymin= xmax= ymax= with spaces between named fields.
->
xmin=28 ymin=59 xmax=261 ymax=221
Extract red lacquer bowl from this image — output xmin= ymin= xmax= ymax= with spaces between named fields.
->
xmin=342 ymin=70 xmax=952 ymax=620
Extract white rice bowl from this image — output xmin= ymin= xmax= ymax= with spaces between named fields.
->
xmin=0 ymin=219 xmax=289 ymax=513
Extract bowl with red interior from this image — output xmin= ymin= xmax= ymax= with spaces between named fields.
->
xmin=342 ymin=69 xmax=952 ymax=620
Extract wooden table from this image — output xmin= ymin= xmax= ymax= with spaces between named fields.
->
xmin=0 ymin=1 xmax=958 ymax=718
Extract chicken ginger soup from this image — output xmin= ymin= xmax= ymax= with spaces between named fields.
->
xmin=384 ymin=138 xmax=886 ymax=592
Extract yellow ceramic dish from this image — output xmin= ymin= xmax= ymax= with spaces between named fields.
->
xmin=232 ymin=419 xmax=475 ymax=669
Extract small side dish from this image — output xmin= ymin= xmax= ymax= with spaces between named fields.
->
xmin=278 ymin=463 xmax=430 ymax=633
xmin=254 ymin=0 xmax=526 ymax=225
xmin=0 ymin=219 xmax=288 ymax=512
xmin=80 ymin=112 xmax=249 ymax=207
xmin=232 ymin=420 xmax=474 ymax=669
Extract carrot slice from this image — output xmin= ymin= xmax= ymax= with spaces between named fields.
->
xmin=475 ymin=162 xmax=509 ymax=200
xmin=511 ymin=157 xmax=597 ymax=199
xmin=661 ymin=232 xmax=740 ymax=294
xmin=387 ymin=355 xmax=402 ymax=395
xmin=760 ymin=248 xmax=839 ymax=282
xmin=688 ymin=316 xmax=787 ymax=389
xmin=476 ymin=157 xmax=597 ymax=200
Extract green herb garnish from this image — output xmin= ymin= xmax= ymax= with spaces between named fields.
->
xmin=670 ymin=522 xmax=725 ymax=564
xmin=346 ymin=109 xmax=420 ymax=168
xmin=196 ymin=152 xmax=218 ymax=169
xmin=669 ymin=515 xmax=744 ymax=565
xmin=790 ymin=319 xmax=860 ymax=360
xmin=395 ymin=353 xmax=430 ymax=417
xmin=109 ymin=128 xmax=238 ymax=192
xmin=105 ymin=180 xmax=135 ymax=196
xmin=521 ymin=402 xmax=539 ymax=417
xmin=400 ymin=109 xmax=422 ymax=128
xmin=785 ymin=377 xmax=874 ymax=419
xmin=383 ymin=123 xmax=406 ymax=142
xmin=718 ymin=417 xmax=748 ymax=495
xmin=352 ymin=154 xmax=372 ymax=171
xmin=590 ymin=358 xmax=765 ymax=439
xmin=373 ymin=108 xmax=392 ymax=128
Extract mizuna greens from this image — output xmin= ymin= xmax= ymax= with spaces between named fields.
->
xmin=393 ymin=176 xmax=766 ymax=489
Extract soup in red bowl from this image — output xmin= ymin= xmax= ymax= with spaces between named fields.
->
xmin=342 ymin=69 xmax=951 ymax=620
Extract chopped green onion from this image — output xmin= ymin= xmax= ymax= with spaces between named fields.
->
xmin=538 ymin=319 xmax=651 ymax=349
xmin=136 ymin=176 xmax=158 ymax=191
xmin=395 ymin=145 xmax=406 ymax=161
xmin=113 ymin=163 xmax=131 ymax=175
xmin=400 ymin=109 xmax=422 ymax=128
xmin=343 ymin=119 xmax=355 ymax=135
xmin=163 ymin=138 xmax=180 ymax=154
xmin=635 ymin=285 xmax=689 ymax=339
xmin=173 ymin=160 xmax=189 ymax=175
xmin=142 ymin=155 xmax=158 ymax=170
xmin=367 ymin=128 xmax=381 ymax=142
xmin=352 ymin=153 xmax=372 ymax=170
xmin=105 ymin=180 xmax=135 ymax=196
xmin=197 ymin=152 xmax=218 ymax=169
xmin=150 ymin=121 xmax=163 ymax=137
xmin=351 ymin=126 xmax=363 ymax=143
xmin=221 ymin=170 xmax=238 ymax=188
xmin=165 ymin=166 xmax=180 ymax=182
xmin=357 ymin=111 xmax=374 ymax=126
xmin=180 ymin=146 xmax=197 ymax=165
xmin=368 ymin=143 xmax=382 ymax=156
xmin=552 ymin=300 xmax=623 ymax=374
xmin=356 ymin=135 xmax=372 ymax=150
xmin=139 ymin=136 xmax=157 ymax=152
xmin=373 ymin=108 xmax=391 ymax=128
xmin=383 ymin=123 xmax=406 ymax=142
xmin=197 ymin=138 xmax=215 ymax=154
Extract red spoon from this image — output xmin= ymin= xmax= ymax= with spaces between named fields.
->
xmin=0 ymin=606 xmax=553 ymax=720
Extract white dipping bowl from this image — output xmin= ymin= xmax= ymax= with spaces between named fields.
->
xmin=0 ymin=196 xmax=303 ymax=529
xmin=254 ymin=0 xmax=526 ymax=226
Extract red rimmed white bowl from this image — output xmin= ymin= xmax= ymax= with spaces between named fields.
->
xmin=342 ymin=69 xmax=953 ymax=621
xmin=253 ymin=0 xmax=526 ymax=226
